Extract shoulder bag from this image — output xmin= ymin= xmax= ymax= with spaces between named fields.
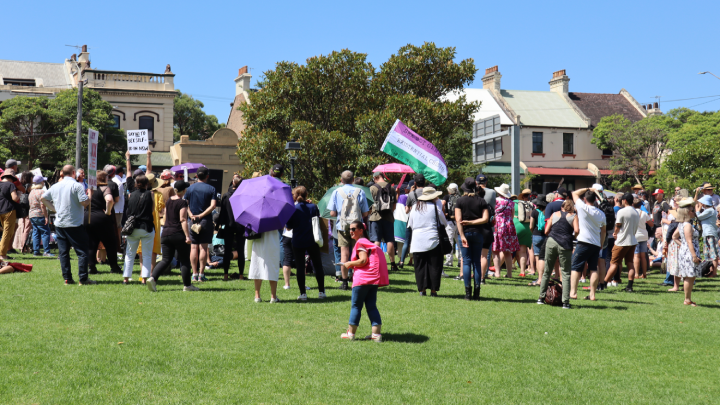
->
xmin=121 ymin=190 xmax=146 ymax=236
xmin=545 ymin=278 xmax=563 ymax=306
xmin=434 ymin=204 xmax=452 ymax=255
xmin=312 ymin=216 xmax=324 ymax=248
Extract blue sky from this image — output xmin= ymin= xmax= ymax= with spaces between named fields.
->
xmin=5 ymin=0 xmax=720 ymax=121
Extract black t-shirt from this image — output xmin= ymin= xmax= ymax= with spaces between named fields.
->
xmin=107 ymin=180 xmax=120 ymax=200
xmin=652 ymin=201 xmax=669 ymax=227
xmin=455 ymin=195 xmax=488 ymax=232
xmin=162 ymin=198 xmax=188 ymax=238
xmin=531 ymin=209 xmax=545 ymax=236
xmin=126 ymin=189 xmax=155 ymax=233
xmin=0 ymin=181 xmax=17 ymax=215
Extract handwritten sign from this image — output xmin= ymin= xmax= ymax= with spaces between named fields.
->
xmin=127 ymin=129 xmax=149 ymax=155
xmin=87 ymin=129 xmax=99 ymax=188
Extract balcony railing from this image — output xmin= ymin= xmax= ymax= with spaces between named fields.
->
xmin=85 ymin=70 xmax=174 ymax=92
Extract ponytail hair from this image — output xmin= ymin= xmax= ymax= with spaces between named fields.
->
xmin=350 ymin=220 xmax=369 ymax=239
xmin=292 ymin=186 xmax=307 ymax=203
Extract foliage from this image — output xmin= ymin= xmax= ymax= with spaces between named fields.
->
xmin=591 ymin=114 xmax=669 ymax=190
xmin=238 ymin=43 xmax=480 ymax=197
xmin=173 ymin=90 xmax=224 ymax=141
xmin=0 ymin=96 xmax=57 ymax=167
xmin=661 ymin=109 xmax=720 ymax=189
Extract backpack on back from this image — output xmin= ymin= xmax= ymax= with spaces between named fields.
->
xmin=536 ymin=208 xmax=546 ymax=231
xmin=517 ymin=201 xmax=533 ymax=223
xmin=446 ymin=194 xmax=460 ymax=220
xmin=338 ymin=188 xmax=362 ymax=231
xmin=599 ymin=196 xmax=615 ymax=228
xmin=372 ymin=183 xmax=395 ymax=214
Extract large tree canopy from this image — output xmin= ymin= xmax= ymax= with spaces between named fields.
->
xmin=173 ymin=90 xmax=223 ymax=141
xmin=237 ymin=42 xmax=480 ymax=197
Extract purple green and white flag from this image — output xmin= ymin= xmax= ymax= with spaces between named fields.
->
xmin=381 ymin=120 xmax=448 ymax=185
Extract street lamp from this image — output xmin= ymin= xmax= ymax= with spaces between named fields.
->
xmin=285 ymin=139 xmax=302 ymax=188
xmin=699 ymin=71 xmax=720 ymax=80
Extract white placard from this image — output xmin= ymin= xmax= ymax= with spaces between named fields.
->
xmin=88 ymin=129 xmax=99 ymax=188
xmin=127 ymin=129 xmax=149 ymax=155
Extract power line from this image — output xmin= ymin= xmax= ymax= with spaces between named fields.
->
xmin=688 ymin=97 xmax=720 ymax=109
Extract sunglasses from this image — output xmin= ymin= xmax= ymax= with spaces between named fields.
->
xmin=349 ymin=227 xmax=359 ymax=232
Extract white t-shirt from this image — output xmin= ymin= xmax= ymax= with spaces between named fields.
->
xmin=575 ymin=198 xmax=606 ymax=247
xmin=615 ymin=206 xmax=639 ymax=246
xmin=112 ymin=176 xmax=125 ymax=213
xmin=635 ymin=209 xmax=650 ymax=242
xmin=407 ymin=201 xmax=447 ymax=253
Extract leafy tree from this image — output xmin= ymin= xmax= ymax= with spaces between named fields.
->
xmin=0 ymin=96 xmax=58 ymax=167
xmin=238 ymin=43 xmax=480 ymax=197
xmin=662 ymin=109 xmax=720 ymax=189
xmin=173 ymin=90 xmax=223 ymax=141
xmin=48 ymin=88 xmax=126 ymax=168
xmin=591 ymin=114 xmax=668 ymax=190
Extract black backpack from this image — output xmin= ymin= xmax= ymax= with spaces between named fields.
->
xmin=599 ymin=195 xmax=615 ymax=227
xmin=446 ymin=194 xmax=459 ymax=220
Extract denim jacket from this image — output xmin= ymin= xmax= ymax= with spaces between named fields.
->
xmin=696 ymin=207 xmax=718 ymax=238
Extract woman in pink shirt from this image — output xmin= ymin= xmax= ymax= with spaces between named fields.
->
xmin=341 ymin=220 xmax=389 ymax=342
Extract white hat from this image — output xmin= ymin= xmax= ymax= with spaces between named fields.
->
xmin=447 ymin=183 xmax=458 ymax=194
xmin=418 ymin=187 xmax=442 ymax=201
xmin=592 ymin=183 xmax=604 ymax=192
xmin=678 ymin=197 xmax=694 ymax=208
xmin=494 ymin=183 xmax=511 ymax=198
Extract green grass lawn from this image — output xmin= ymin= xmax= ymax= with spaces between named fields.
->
xmin=2 ymin=253 xmax=720 ymax=404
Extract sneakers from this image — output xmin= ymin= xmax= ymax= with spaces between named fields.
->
xmin=270 ymin=297 xmax=281 ymax=303
xmin=199 ymin=274 xmax=208 ymax=282
xmin=283 ymin=285 xmax=291 ymax=290
xmin=298 ymin=293 xmax=308 ymax=301
xmin=441 ymin=271 xmax=451 ymax=278
xmin=580 ymin=277 xmax=586 ymax=283
xmin=79 ymin=279 xmax=97 ymax=286
xmin=444 ymin=261 xmax=453 ymax=267
xmin=33 ymin=252 xmax=41 ymax=257
xmin=364 ymin=334 xmax=382 ymax=343
xmin=318 ymin=292 xmax=326 ymax=299
xmin=624 ymin=287 xmax=634 ymax=293
xmin=390 ymin=263 xmax=399 ymax=272
xmin=147 ymin=277 xmax=157 ymax=292
xmin=254 ymin=297 xmax=262 ymax=303
xmin=183 ymin=285 xmax=199 ymax=291
xmin=65 ymin=279 xmax=75 ymax=285
xmin=537 ymin=299 xmax=545 ymax=305
xmin=562 ymin=303 xmax=571 ymax=309
xmin=609 ymin=281 xmax=618 ymax=287
xmin=341 ymin=330 xmax=355 ymax=340
xmin=453 ymin=275 xmax=463 ymax=281
xmin=339 ymin=282 xmax=349 ymax=291
xmin=191 ymin=274 xmax=199 ymax=282
xmin=43 ymin=253 xmax=55 ymax=257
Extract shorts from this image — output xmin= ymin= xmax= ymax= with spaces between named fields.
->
xmin=281 ymin=236 xmax=293 ymax=267
xmin=537 ymin=237 xmax=548 ymax=261
xmin=188 ymin=216 xmax=213 ymax=245
xmin=482 ymin=229 xmax=493 ymax=250
xmin=602 ymin=238 xmax=615 ymax=262
xmin=115 ymin=213 xmax=123 ymax=228
xmin=611 ymin=245 xmax=635 ymax=267
xmin=571 ymin=241 xmax=601 ymax=272
xmin=337 ymin=230 xmax=356 ymax=249
xmin=369 ymin=220 xmax=394 ymax=243
xmin=634 ymin=241 xmax=648 ymax=254
xmin=704 ymin=235 xmax=719 ymax=261
xmin=532 ymin=235 xmax=546 ymax=255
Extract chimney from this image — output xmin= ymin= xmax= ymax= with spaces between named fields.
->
xmin=77 ymin=44 xmax=90 ymax=67
xmin=549 ymin=69 xmax=569 ymax=93
xmin=481 ymin=65 xmax=501 ymax=94
xmin=647 ymin=102 xmax=662 ymax=117
xmin=234 ymin=66 xmax=252 ymax=96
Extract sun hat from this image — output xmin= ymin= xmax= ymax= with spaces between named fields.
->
xmin=494 ymin=183 xmax=511 ymax=198
xmin=652 ymin=189 xmax=664 ymax=196
xmin=698 ymin=195 xmax=713 ymax=207
xmin=417 ymin=187 xmax=442 ymax=201
xmin=160 ymin=169 xmax=173 ymax=180
xmin=518 ymin=188 xmax=532 ymax=197
xmin=510 ymin=194 xmax=518 ymax=200
xmin=678 ymin=198 xmax=694 ymax=208
xmin=632 ymin=184 xmax=643 ymax=190
xmin=32 ymin=174 xmax=45 ymax=184
xmin=146 ymin=173 xmax=159 ymax=189
xmin=534 ymin=194 xmax=548 ymax=207
xmin=461 ymin=178 xmax=476 ymax=193
xmin=1 ymin=169 xmax=18 ymax=181
xmin=702 ymin=182 xmax=715 ymax=190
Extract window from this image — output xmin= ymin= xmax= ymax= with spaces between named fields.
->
xmin=602 ymin=148 xmax=613 ymax=156
xmin=3 ymin=78 xmax=35 ymax=86
xmin=138 ymin=116 xmax=154 ymax=141
xmin=563 ymin=133 xmax=574 ymax=154
xmin=532 ymin=132 xmax=543 ymax=154
xmin=112 ymin=115 xmax=121 ymax=129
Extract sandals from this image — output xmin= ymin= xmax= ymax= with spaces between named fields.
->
xmin=684 ymin=300 xmax=697 ymax=307
xmin=528 ymin=280 xmax=540 ymax=286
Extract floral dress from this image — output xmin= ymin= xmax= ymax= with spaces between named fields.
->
xmin=492 ymin=197 xmax=519 ymax=252
xmin=671 ymin=222 xmax=702 ymax=278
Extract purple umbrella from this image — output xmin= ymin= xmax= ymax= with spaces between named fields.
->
xmin=170 ymin=163 xmax=205 ymax=174
xmin=230 ymin=175 xmax=295 ymax=233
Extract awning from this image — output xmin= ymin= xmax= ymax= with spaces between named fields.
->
xmin=481 ymin=162 xmax=524 ymax=175
xmin=526 ymin=167 xmax=595 ymax=177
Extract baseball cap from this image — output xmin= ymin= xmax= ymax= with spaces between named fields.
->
xmin=271 ymin=164 xmax=285 ymax=176
xmin=592 ymin=183 xmax=604 ymax=192
xmin=652 ymin=189 xmax=664 ymax=195
xmin=139 ymin=165 xmax=147 ymax=173
xmin=103 ymin=164 xmax=116 ymax=175
xmin=557 ymin=187 xmax=567 ymax=197
xmin=447 ymin=182 xmax=459 ymax=193
xmin=476 ymin=173 xmax=488 ymax=184
xmin=160 ymin=169 xmax=173 ymax=180
xmin=5 ymin=159 xmax=18 ymax=168
xmin=413 ymin=173 xmax=425 ymax=183
xmin=133 ymin=169 xmax=144 ymax=178
xmin=32 ymin=174 xmax=45 ymax=184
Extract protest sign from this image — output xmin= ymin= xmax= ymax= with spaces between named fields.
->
xmin=127 ymin=129 xmax=149 ymax=155
xmin=88 ymin=129 xmax=99 ymax=188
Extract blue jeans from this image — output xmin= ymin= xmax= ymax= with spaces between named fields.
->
xmin=349 ymin=285 xmax=382 ymax=326
xmin=460 ymin=231 xmax=483 ymax=288
xmin=56 ymin=226 xmax=90 ymax=283
xmin=400 ymin=227 xmax=412 ymax=263
xmin=333 ymin=237 xmax=342 ymax=276
xmin=30 ymin=217 xmax=51 ymax=254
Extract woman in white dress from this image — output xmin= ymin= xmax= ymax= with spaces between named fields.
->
xmin=249 ymin=230 xmax=281 ymax=303
xmin=670 ymin=199 xmax=702 ymax=306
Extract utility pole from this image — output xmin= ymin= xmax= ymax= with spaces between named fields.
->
xmin=76 ymin=75 xmax=83 ymax=168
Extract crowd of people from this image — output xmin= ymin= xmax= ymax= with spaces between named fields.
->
xmin=1 ymin=153 xmax=718 ymax=341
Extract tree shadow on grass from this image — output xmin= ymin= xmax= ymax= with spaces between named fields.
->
xmin=575 ymin=305 xmax=629 ymax=311
xmin=381 ymin=287 xmax=418 ymax=294
xmin=438 ymin=294 xmax=538 ymax=304
xmin=382 ymin=333 xmax=429 ymax=344
xmin=304 ymin=295 xmax=350 ymax=303
xmin=599 ymin=298 xmax=654 ymax=305
xmin=388 ymin=279 xmax=416 ymax=286
xmin=696 ymin=303 xmax=720 ymax=309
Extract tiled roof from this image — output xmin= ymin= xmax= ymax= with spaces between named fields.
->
xmin=0 ymin=60 xmax=72 ymax=89
xmin=526 ymin=167 xmax=595 ymax=177
xmin=500 ymin=90 xmax=587 ymax=128
xmin=568 ymin=92 xmax=645 ymax=127
xmin=444 ymin=88 xmax=514 ymax=125
xmin=226 ymin=93 xmax=246 ymax=136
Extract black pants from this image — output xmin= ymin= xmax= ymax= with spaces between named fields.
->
xmin=223 ymin=223 xmax=246 ymax=276
xmin=86 ymin=215 xmax=119 ymax=270
xmin=152 ymin=233 xmax=191 ymax=286
xmin=414 ymin=245 xmax=443 ymax=292
xmin=293 ymin=243 xmax=325 ymax=293
xmin=56 ymin=226 xmax=89 ymax=283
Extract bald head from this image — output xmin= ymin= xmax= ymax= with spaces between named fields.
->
xmin=341 ymin=170 xmax=354 ymax=185
xmin=62 ymin=165 xmax=75 ymax=178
